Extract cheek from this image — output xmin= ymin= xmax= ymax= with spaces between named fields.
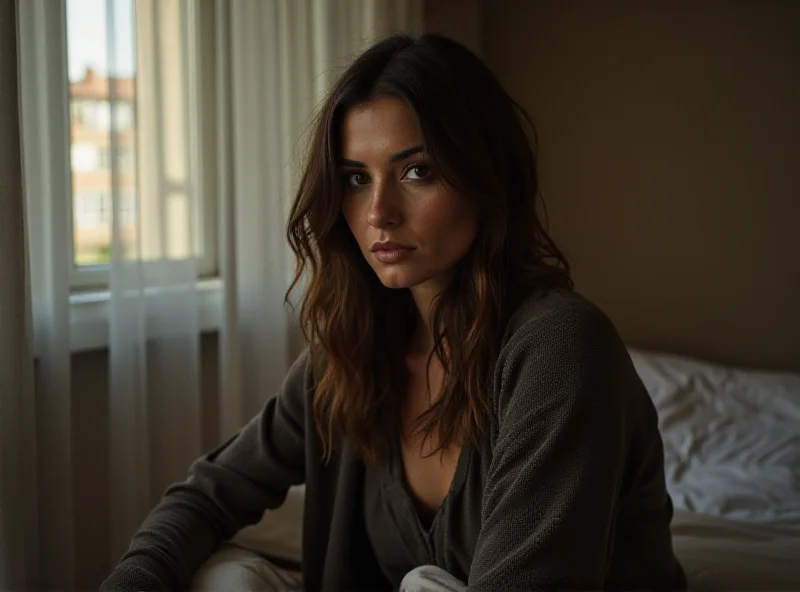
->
xmin=421 ymin=196 xmax=477 ymax=250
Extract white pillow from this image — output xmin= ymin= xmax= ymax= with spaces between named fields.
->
xmin=629 ymin=348 xmax=800 ymax=525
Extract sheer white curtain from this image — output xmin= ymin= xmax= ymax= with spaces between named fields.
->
xmin=106 ymin=0 xmax=203 ymax=562
xmin=16 ymin=0 xmax=77 ymax=588
xmin=18 ymin=0 xmax=205 ymax=577
xmin=0 ymin=2 xmax=38 ymax=588
xmin=216 ymin=0 xmax=424 ymax=434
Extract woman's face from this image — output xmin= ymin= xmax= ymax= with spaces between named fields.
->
xmin=340 ymin=95 xmax=477 ymax=293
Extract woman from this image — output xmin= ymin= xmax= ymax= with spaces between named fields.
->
xmin=102 ymin=34 xmax=686 ymax=591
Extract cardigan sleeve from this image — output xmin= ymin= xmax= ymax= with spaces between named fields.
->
xmin=100 ymin=350 xmax=313 ymax=591
xmin=468 ymin=301 xmax=630 ymax=591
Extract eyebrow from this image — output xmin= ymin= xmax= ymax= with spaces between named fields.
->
xmin=340 ymin=145 xmax=424 ymax=168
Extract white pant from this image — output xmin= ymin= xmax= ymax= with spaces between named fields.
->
xmin=192 ymin=544 xmax=302 ymax=591
xmin=399 ymin=565 xmax=467 ymax=592
xmin=192 ymin=543 xmax=466 ymax=592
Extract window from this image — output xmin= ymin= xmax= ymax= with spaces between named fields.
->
xmin=63 ymin=0 xmax=216 ymax=289
xmin=118 ymin=146 xmax=135 ymax=171
xmin=71 ymin=142 xmax=100 ymax=172
xmin=119 ymin=188 xmax=136 ymax=227
xmin=113 ymin=101 xmax=134 ymax=130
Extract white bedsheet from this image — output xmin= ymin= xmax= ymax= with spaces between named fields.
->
xmin=671 ymin=509 xmax=800 ymax=590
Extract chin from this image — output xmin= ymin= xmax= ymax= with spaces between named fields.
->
xmin=377 ymin=275 xmax=415 ymax=290
xmin=376 ymin=268 xmax=423 ymax=290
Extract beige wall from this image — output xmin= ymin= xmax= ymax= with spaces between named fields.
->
xmin=425 ymin=0 xmax=483 ymax=56
xmin=484 ymin=0 xmax=800 ymax=372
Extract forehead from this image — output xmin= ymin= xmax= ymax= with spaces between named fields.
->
xmin=339 ymin=95 xmax=423 ymax=160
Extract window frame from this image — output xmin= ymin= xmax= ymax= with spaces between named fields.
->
xmin=26 ymin=0 xmax=219 ymax=293
xmin=18 ymin=0 xmax=222 ymax=352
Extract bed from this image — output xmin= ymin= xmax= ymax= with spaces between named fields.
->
xmin=629 ymin=348 xmax=800 ymax=590
xmin=195 ymin=348 xmax=800 ymax=590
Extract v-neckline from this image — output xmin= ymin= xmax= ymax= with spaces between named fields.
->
xmin=386 ymin=436 xmax=472 ymax=535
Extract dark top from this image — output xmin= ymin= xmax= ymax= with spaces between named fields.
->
xmin=363 ymin=437 xmax=477 ymax=585
xmin=101 ymin=288 xmax=687 ymax=591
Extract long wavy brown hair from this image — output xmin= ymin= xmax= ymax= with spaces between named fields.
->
xmin=286 ymin=34 xmax=572 ymax=464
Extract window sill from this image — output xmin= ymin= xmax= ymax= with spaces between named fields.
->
xmin=69 ymin=278 xmax=222 ymax=353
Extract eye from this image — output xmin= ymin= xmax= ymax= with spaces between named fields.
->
xmin=404 ymin=163 xmax=431 ymax=181
xmin=344 ymin=171 xmax=370 ymax=188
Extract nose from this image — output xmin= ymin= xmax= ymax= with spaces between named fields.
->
xmin=366 ymin=177 xmax=402 ymax=229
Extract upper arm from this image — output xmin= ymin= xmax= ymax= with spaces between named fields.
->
xmin=182 ymin=348 xmax=311 ymax=527
xmin=468 ymin=303 xmax=631 ymax=591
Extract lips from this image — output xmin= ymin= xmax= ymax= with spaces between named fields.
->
xmin=369 ymin=241 xmax=415 ymax=264
xmin=369 ymin=241 xmax=414 ymax=252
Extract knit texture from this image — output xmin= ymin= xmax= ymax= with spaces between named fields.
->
xmin=101 ymin=289 xmax=686 ymax=591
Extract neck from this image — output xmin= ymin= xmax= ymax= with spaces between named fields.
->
xmin=408 ymin=276 xmax=449 ymax=354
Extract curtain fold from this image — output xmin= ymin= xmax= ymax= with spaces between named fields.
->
xmin=0 ymin=2 xmax=39 ymax=588
xmin=216 ymin=0 xmax=424 ymax=435
xmin=16 ymin=0 xmax=77 ymax=588
xmin=107 ymin=0 xmax=203 ymax=564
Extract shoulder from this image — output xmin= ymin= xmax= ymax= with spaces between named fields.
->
xmin=501 ymin=288 xmax=623 ymax=356
xmin=493 ymin=288 xmax=636 ymax=417
xmin=277 ymin=347 xmax=321 ymax=417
